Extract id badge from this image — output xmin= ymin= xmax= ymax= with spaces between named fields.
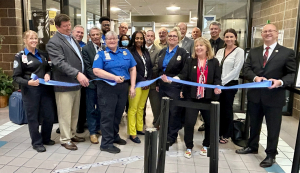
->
xmin=22 ymin=55 xmax=28 ymax=63
xmin=104 ymin=51 xmax=111 ymax=60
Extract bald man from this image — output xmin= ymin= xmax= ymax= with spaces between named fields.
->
xmin=177 ymin=22 xmax=194 ymax=54
xmin=118 ymin=22 xmax=129 ymax=38
xmin=192 ymin=27 xmax=201 ymax=40
xmin=236 ymin=24 xmax=296 ymax=168
xmin=154 ymin=27 xmax=168 ymax=49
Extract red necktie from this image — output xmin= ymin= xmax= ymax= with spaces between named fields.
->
xmin=263 ymin=47 xmax=270 ymax=67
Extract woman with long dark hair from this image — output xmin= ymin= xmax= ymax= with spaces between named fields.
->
xmin=127 ymin=31 xmax=152 ymax=143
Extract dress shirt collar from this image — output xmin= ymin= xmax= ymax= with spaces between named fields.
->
xmin=24 ymin=48 xmax=38 ymax=56
xmin=105 ymin=46 xmax=122 ymax=53
xmin=146 ymin=44 xmax=153 ymax=50
xmin=264 ymin=42 xmax=277 ymax=50
xmin=58 ymin=31 xmax=72 ymax=41
xmin=166 ymin=45 xmax=178 ymax=53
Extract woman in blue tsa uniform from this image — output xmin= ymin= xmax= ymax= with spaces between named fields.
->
xmin=162 ymin=37 xmax=221 ymax=158
xmin=93 ymin=31 xmax=137 ymax=154
xmin=13 ymin=30 xmax=56 ymax=152
xmin=127 ymin=31 xmax=152 ymax=143
xmin=156 ymin=27 xmax=190 ymax=146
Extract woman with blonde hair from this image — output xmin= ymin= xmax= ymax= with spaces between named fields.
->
xmin=157 ymin=27 xmax=190 ymax=146
xmin=13 ymin=30 xmax=56 ymax=152
xmin=162 ymin=37 xmax=222 ymax=158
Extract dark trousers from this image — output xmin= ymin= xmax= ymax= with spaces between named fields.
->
xmin=219 ymin=88 xmax=238 ymax=138
xmin=149 ymin=88 xmax=161 ymax=126
xmin=184 ymin=98 xmax=210 ymax=149
xmin=77 ymin=87 xmax=86 ymax=130
xmin=22 ymin=85 xmax=55 ymax=147
xmin=86 ymin=87 xmax=100 ymax=135
xmin=97 ymin=81 xmax=128 ymax=148
xmin=247 ymin=101 xmax=282 ymax=157
xmin=159 ymin=84 xmax=182 ymax=142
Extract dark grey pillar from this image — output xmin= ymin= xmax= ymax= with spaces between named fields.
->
xmin=60 ymin=0 xmax=69 ymax=16
xmin=197 ymin=0 xmax=203 ymax=30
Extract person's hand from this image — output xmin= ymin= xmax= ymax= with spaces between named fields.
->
xmin=180 ymin=92 xmax=184 ymax=98
xmin=129 ymin=86 xmax=136 ymax=99
xmin=268 ymin=79 xmax=282 ymax=89
xmin=161 ymin=74 xmax=171 ymax=83
xmin=76 ymin=72 xmax=89 ymax=87
xmin=44 ymin=74 xmax=50 ymax=82
xmin=254 ymin=76 xmax=267 ymax=82
xmin=28 ymin=79 xmax=39 ymax=86
xmin=114 ymin=76 xmax=125 ymax=83
xmin=156 ymin=86 xmax=159 ymax=92
xmin=142 ymin=86 xmax=149 ymax=90
xmin=214 ymin=88 xmax=221 ymax=95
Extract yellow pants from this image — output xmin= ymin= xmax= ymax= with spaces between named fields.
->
xmin=127 ymin=87 xmax=149 ymax=135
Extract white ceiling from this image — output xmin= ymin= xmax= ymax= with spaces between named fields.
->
xmin=30 ymin=0 xmax=247 ymax=25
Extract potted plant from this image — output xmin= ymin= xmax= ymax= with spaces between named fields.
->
xmin=0 ymin=68 xmax=14 ymax=108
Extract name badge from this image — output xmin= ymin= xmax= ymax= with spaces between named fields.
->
xmin=104 ymin=51 xmax=111 ymax=60
xmin=123 ymin=51 xmax=127 ymax=56
xmin=22 ymin=55 xmax=28 ymax=63
xmin=194 ymin=66 xmax=196 ymax=69
xmin=27 ymin=60 xmax=33 ymax=65
xmin=177 ymin=55 xmax=181 ymax=61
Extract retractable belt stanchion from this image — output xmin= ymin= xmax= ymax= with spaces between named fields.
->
xmin=209 ymin=101 xmax=220 ymax=173
xmin=291 ymin=118 xmax=300 ymax=172
xmin=144 ymin=128 xmax=158 ymax=173
xmin=156 ymin=97 xmax=170 ymax=173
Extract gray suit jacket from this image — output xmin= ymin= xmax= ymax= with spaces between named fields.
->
xmin=181 ymin=36 xmax=194 ymax=55
xmin=82 ymin=41 xmax=105 ymax=89
xmin=46 ymin=32 xmax=83 ymax=92
xmin=148 ymin=44 xmax=161 ymax=89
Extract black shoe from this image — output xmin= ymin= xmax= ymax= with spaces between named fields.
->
xmin=33 ymin=145 xmax=46 ymax=152
xmin=198 ymin=123 xmax=205 ymax=131
xmin=43 ymin=140 xmax=55 ymax=145
xmin=76 ymin=128 xmax=84 ymax=133
xmin=100 ymin=146 xmax=120 ymax=153
xmin=130 ymin=136 xmax=141 ymax=143
xmin=260 ymin=156 xmax=275 ymax=168
xmin=114 ymin=138 xmax=127 ymax=145
xmin=56 ymin=128 xmax=60 ymax=134
xmin=137 ymin=131 xmax=145 ymax=135
xmin=167 ymin=140 xmax=175 ymax=147
xmin=236 ymin=147 xmax=258 ymax=154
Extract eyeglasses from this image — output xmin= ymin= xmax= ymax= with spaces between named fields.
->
xmin=103 ymin=24 xmax=110 ymax=27
xmin=262 ymin=30 xmax=277 ymax=34
xmin=106 ymin=38 xmax=117 ymax=41
xmin=168 ymin=35 xmax=178 ymax=38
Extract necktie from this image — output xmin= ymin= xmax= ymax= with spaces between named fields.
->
xmin=263 ymin=47 xmax=270 ymax=67
xmin=97 ymin=46 xmax=99 ymax=50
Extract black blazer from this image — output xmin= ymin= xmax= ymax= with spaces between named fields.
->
xmin=178 ymin=58 xmax=221 ymax=100
xmin=209 ymin=38 xmax=224 ymax=54
xmin=244 ymin=43 xmax=296 ymax=107
xmin=82 ymin=41 xmax=105 ymax=89
xmin=129 ymin=47 xmax=152 ymax=83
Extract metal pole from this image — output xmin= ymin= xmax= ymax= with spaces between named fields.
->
xmin=209 ymin=101 xmax=220 ymax=173
xmin=291 ymin=119 xmax=300 ymax=172
xmin=107 ymin=0 xmax=110 ymax=18
xmin=81 ymin=0 xmax=87 ymax=42
xmin=144 ymin=128 xmax=158 ymax=173
xmin=60 ymin=0 xmax=69 ymax=16
xmin=157 ymin=97 xmax=170 ymax=173
xmin=197 ymin=0 xmax=203 ymax=31
xmin=150 ymin=129 xmax=158 ymax=173
xmin=144 ymin=129 xmax=150 ymax=173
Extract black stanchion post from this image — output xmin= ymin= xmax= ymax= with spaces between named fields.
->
xmin=150 ymin=128 xmax=158 ymax=173
xmin=157 ymin=97 xmax=170 ymax=173
xmin=291 ymin=119 xmax=300 ymax=173
xmin=144 ymin=128 xmax=158 ymax=173
xmin=144 ymin=129 xmax=150 ymax=173
xmin=209 ymin=101 xmax=220 ymax=173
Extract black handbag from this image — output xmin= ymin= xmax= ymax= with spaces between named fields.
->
xmin=233 ymin=119 xmax=245 ymax=141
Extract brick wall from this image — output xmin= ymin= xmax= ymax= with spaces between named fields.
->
xmin=252 ymin=0 xmax=300 ymax=119
xmin=0 ymin=0 xmax=23 ymax=76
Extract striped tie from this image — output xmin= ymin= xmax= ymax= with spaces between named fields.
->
xmin=263 ymin=47 xmax=270 ymax=67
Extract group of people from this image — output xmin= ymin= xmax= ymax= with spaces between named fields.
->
xmin=12 ymin=13 xmax=296 ymax=168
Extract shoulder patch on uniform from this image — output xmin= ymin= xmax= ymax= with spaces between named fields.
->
xmin=94 ymin=54 xmax=99 ymax=61
xmin=13 ymin=60 xmax=18 ymax=68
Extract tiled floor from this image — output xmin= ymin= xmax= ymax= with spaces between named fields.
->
xmin=0 ymin=102 xmax=299 ymax=173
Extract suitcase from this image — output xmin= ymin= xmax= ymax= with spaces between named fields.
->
xmin=9 ymin=91 xmax=27 ymax=125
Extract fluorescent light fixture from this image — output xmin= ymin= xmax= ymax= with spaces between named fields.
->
xmin=111 ymin=7 xmax=121 ymax=11
xmin=161 ymin=24 xmax=169 ymax=27
xmin=190 ymin=21 xmax=196 ymax=23
xmin=76 ymin=14 xmax=81 ymax=16
xmin=187 ymin=24 xmax=193 ymax=26
xmin=166 ymin=6 xmax=180 ymax=11
xmin=47 ymin=8 xmax=59 ymax=11
xmin=191 ymin=17 xmax=198 ymax=20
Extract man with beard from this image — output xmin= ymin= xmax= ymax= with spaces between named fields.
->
xmin=99 ymin=16 xmax=110 ymax=46
xmin=154 ymin=27 xmax=168 ymax=49
xmin=145 ymin=30 xmax=161 ymax=127
xmin=192 ymin=27 xmax=201 ymax=40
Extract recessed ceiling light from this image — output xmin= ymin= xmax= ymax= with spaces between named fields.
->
xmin=161 ymin=24 xmax=169 ymax=26
xmin=111 ymin=7 xmax=121 ymax=11
xmin=76 ymin=14 xmax=81 ymax=16
xmin=187 ymin=24 xmax=193 ymax=26
xmin=166 ymin=6 xmax=180 ymax=11
xmin=191 ymin=17 xmax=198 ymax=20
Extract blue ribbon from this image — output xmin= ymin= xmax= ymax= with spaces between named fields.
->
xmin=31 ymin=74 xmax=272 ymax=89
xmin=31 ymin=74 xmax=117 ymax=86
xmin=135 ymin=76 xmax=272 ymax=89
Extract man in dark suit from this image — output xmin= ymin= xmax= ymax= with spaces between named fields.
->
xmin=82 ymin=26 xmax=105 ymax=144
xmin=46 ymin=14 xmax=89 ymax=150
xmin=236 ymin=24 xmax=296 ymax=168
xmin=145 ymin=30 xmax=161 ymax=127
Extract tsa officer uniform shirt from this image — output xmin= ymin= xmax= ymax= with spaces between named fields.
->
xmin=93 ymin=47 xmax=137 ymax=80
xmin=79 ymin=41 xmax=86 ymax=48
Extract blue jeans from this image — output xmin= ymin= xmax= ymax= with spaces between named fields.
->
xmin=86 ymin=87 xmax=101 ymax=135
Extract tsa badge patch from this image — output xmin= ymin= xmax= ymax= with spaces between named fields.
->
xmin=94 ymin=54 xmax=99 ymax=61
xmin=123 ymin=51 xmax=127 ymax=56
xmin=177 ymin=55 xmax=181 ymax=61
xmin=13 ymin=60 xmax=18 ymax=68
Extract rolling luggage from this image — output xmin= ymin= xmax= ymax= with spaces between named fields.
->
xmin=9 ymin=91 xmax=27 ymax=125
